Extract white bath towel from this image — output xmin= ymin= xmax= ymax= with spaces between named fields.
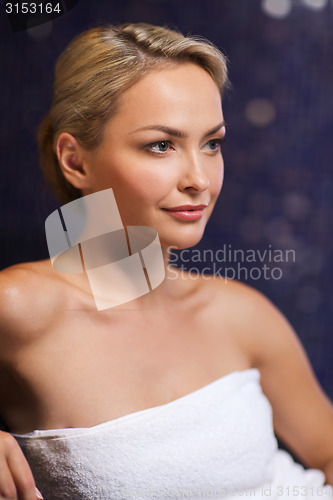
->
xmin=13 ymin=369 xmax=332 ymax=500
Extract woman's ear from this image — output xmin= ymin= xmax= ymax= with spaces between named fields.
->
xmin=56 ymin=132 xmax=91 ymax=190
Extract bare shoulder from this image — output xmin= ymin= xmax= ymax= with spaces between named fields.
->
xmin=190 ymin=272 xmax=279 ymax=322
xmin=0 ymin=260 xmax=66 ymax=351
xmin=192 ymin=273 xmax=301 ymax=364
xmin=216 ymin=277 xmax=304 ymax=365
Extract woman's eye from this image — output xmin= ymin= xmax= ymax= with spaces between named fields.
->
xmin=205 ymin=137 xmax=225 ymax=152
xmin=147 ymin=140 xmax=173 ymax=154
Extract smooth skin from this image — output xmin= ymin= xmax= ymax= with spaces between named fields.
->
xmin=0 ymin=64 xmax=332 ymax=499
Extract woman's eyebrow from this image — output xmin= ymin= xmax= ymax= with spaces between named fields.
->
xmin=204 ymin=121 xmax=226 ymax=137
xmin=130 ymin=121 xmax=226 ymax=138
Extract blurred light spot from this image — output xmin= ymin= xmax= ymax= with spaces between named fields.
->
xmin=245 ymin=98 xmax=276 ymax=127
xmin=239 ymin=215 xmax=264 ymax=244
xmin=301 ymin=0 xmax=328 ymax=9
xmin=265 ymin=216 xmax=296 ymax=247
xmin=296 ymin=285 xmax=321 ymax=313
xmin=27 ymin=19 xmax=53 ymax=41
xmin=262 ymin=0 xmax=292 ymax=18
xmin=283 ymin=192 xmax=311 ymax=221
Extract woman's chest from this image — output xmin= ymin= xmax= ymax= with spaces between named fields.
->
xmin=6 ymin=311 xmax=250 ymax=433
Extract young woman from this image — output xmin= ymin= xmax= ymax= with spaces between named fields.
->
xmin=0 ymin=23 xmax=332 ymax=500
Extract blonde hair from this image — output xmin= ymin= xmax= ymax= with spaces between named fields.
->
xmin=38 ymin=22 xmax=229 ymax=202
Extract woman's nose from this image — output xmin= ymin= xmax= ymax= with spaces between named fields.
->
xmin=177 ymin=152 xmax=210 ymax=192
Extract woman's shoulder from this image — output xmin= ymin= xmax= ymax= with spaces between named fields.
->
xmin=185 ymin=270 xmax=271 ymax=314
xmin=185 ymin=272 xmax=297 ymax=364
xmin=0 ymin=260 xmax=68 ymax=350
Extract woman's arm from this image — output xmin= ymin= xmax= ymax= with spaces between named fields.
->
xmin=0 ymin=265 xmax=51 ymax=500
xmin=232 ymin=281 xmax=333 ymax=485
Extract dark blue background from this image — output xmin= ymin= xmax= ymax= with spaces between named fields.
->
xmin=1 ymin=0 xmax=332 ymax=400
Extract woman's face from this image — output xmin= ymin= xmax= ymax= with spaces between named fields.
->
xmin=83 ymin=63 xmax=225 ymax=249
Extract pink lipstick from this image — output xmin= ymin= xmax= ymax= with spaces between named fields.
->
xmin=163 ymin=204 xmax=207 ymax=222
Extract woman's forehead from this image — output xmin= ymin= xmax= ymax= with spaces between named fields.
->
xmin=106 ymin=64 xmax=223 ymax=135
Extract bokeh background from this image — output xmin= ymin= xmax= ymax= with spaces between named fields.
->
xmin=1 ymin=0 xmax=332 ymax=408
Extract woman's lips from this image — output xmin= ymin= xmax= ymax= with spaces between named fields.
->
xmin=163 ymin=205 xmax=207 ymax=222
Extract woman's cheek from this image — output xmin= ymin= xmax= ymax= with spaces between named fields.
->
xmin=140 ymin=165 xmax=178 ymax=191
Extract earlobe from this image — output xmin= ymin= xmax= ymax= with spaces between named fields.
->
xmin=56 ymin=132 xmax=91 ymax=190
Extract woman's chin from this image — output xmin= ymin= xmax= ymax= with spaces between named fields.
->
xmin=160 ymin=228 xmax=206 ymax=251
